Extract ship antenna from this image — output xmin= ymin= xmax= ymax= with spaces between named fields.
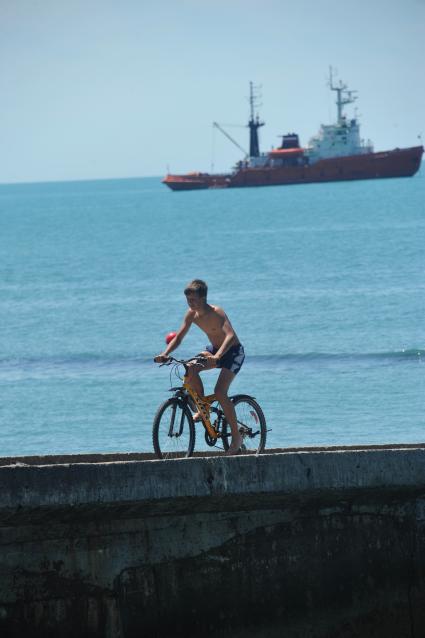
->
xmin=329 ymin=66 xmax=357 ymax=125
xmin=248 ymin=81 xmax=264 ymax=157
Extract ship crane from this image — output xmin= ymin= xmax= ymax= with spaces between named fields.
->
xmin=212 ymin=82 xmax=264 ymax=160
xmin=212 ymin=122 xmax=248 ymax=157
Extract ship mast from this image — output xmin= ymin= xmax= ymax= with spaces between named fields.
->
xmin=329 ymin=67 xmax=357 ymax=125
xmin=248 ymin=81 xmax=264 ymax=157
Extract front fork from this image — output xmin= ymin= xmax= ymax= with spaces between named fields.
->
xmin=168 ymin=400 xmax=186 ymax=437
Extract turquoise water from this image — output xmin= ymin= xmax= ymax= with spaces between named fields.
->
xmin=0 ymin=175 xmax=424 ymax=456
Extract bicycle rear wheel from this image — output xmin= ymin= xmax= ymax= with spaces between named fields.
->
xmin=223 ymin=395 xmax=267 ymax=454
xmin=152 ymin=398 xmax=195 ymax=460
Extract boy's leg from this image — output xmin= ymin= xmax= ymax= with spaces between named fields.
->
xmin=187 ymin=363 xmax=205 ymax=398
xmin=188 ymin=356 xmax=216 ymax=421
xmin=214 ymin=368 xmax=243 ymax=454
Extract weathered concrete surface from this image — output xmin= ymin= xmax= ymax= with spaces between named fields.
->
xmin=0 ymin=445 xmax=425 ymax=637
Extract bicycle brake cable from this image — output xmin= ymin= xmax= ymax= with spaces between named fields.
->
xmin=168 ymin=361 xmax=182 ymax=387
xmin=174 ymin=362 xmax=184 ymax=382
xmin=169 ymin=362 xmax=178 ymax=387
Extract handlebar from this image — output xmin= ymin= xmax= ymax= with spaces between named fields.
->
xmin=154 ymin=355 xmax=208 ymax=368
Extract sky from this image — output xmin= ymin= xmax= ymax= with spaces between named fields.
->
xmin=1 ymin=0 xmax=425 ymax=183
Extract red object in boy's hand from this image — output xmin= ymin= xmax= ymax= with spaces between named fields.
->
xmin=165 ymin=331 xmax=177 ymax=344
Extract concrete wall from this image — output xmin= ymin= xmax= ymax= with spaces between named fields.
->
xmin=1 ymin=445 xmax=425 ymax=637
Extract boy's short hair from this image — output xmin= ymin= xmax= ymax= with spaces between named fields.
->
xmin=184 ymin=279 xmax=208 ymax=298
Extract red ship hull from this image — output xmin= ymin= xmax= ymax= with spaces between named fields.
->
xmin=162 ymin=146 xmax=423 ymax=191
xmin=161 ymin=172 xmax=230 ymax=191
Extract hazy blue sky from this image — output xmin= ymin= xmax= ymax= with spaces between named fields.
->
xmin=1 ymin=0 xmax=424 ymax=183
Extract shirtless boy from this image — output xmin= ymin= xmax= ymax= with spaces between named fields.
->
xmin=154 ymin=279 xmax=245 ymax=455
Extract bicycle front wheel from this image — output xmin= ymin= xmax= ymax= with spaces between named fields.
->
xmin=152 ymin=398 xmax=195 ymax=460
xmin=223 ymin=395 xmax=267 ymax=454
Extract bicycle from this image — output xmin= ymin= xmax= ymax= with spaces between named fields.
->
xmin=152 ymin=356 xmax=267 ymax=460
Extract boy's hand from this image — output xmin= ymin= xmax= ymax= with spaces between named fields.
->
xmin=201 ymin=352 xmax=219 ymax=368
xmin=154 ymin=354 xmax=169 ymax=363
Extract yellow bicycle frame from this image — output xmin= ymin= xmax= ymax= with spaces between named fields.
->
xmin=182 ymin=373 xmax=220 ymax=440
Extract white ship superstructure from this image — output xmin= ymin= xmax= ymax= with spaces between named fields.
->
xmin=306 ymin=72 xmax=373 ymax=163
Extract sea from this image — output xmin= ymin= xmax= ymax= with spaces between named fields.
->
xmin=0 ymin=173 xmax=424 ymax=457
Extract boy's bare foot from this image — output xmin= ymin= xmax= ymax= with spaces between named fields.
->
xmin=224 ymin=436 xmax=244 ymax=456
xmin=192 ymin=412 xmax=202 ymax=423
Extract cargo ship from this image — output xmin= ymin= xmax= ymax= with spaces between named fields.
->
xmin=162 ymin=73 xmax=423 ymax=191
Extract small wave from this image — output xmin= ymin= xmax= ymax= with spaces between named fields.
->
xmin=0 ymin=349 xmax=422 ymax=380
xmin=0 ymin=353 xmax=152 ymax=367
xmin=0 ymin=354 xmax=153 ymax=381
xmin=250 ymin=349 xmax=424 ymax=365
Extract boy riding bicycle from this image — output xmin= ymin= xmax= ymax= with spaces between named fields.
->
xmin=154 ymin=279 xmax=245 ymax=455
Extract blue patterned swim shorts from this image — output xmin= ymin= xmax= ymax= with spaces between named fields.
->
xmin=205 ymin=343 xmax=245 ymax=375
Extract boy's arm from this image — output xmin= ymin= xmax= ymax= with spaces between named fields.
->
xmin=154 ymin=310 xmax=194 ymax=362
xmin=209 ymin=311 xmax=236 ymax=364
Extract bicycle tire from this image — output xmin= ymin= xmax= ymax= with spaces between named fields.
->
xmin=152 ymin=398 xmax=195 ymax=460
xmin=222 ymin=395 xmax=267 ymax=454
